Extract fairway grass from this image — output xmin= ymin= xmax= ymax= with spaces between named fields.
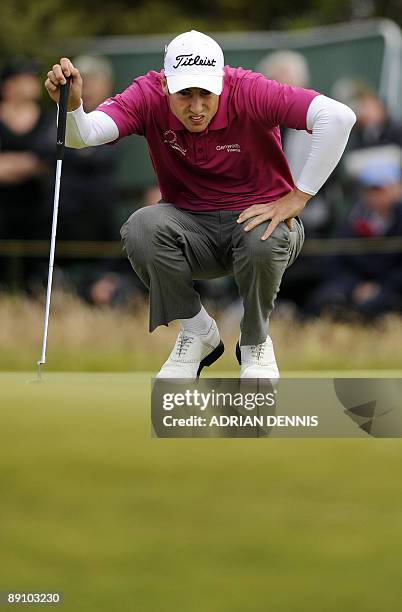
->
xmin=1 ymin=372 xmax=402 ymax=611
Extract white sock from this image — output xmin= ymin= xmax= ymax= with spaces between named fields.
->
xmin=179 ymin=306 xmax=213 ymax=335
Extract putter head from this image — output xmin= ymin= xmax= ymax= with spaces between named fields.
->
xmin=36 ymin=360 xmax=44 ymax=381
xmin=26 ymin=362 xmax=45 ymax=384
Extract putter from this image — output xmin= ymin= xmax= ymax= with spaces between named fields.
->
xmin=36 ymin=77 xmax=71 ymax=381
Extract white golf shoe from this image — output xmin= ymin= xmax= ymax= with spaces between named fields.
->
xmin=156 ymin=320 xmax=224 ymax=380
xmin=236 ymin=335 xmax=280 ymax=380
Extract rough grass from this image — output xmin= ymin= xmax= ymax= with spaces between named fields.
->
xmin=0 ymin=292 xmax=401 ymax=372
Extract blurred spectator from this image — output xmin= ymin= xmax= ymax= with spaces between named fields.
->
xmin=349 ymin=88 xmax=402 ymax=150
xmin=88 ymin=183 xmax=161 ymax=307
xmin=77 ymin=55 xmax=113 ymax=114
xmin=257 ymin=49 xmax=309 ymax=88
xmin=257 ymin=50 xmax=311 ymax=180
xmin=0 ymin=58 xmax=55 ymax=289
xmin=58 ymin=55 xmax=119 ymax=241
xmin=143 ymin=184 xmax=161 ymax=206
xmin=341 ymin=85 xmax=402 ymax=185
xmin=88 ymin=271 xmax=141 ymax=307
xmin=54 ymin=55 xmax=124 ymax=301
xmin=308 ymin=159 xmax=402 ymax=319
xmin=257 ymin=50 xmax=336 ymax=314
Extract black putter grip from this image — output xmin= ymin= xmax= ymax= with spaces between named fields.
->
xmin=56 ymin=77 xmax=71 ymax=160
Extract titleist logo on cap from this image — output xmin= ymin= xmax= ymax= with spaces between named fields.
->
xmin=173 ymin=54 xmax=217 ymax=69
xmin=164 ymin=31 xmax=224 ymax=94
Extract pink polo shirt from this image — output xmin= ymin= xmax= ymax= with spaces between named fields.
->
xmin=97 ymin=66 xmax=319 ymax=211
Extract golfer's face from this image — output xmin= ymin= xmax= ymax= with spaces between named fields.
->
xmin=168 ymin=87 xmax=219 ymax=133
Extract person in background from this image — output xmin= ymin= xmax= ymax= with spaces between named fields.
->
xmin=257 ymin=49 xmax=336 ymax=315
xmin=55 ymin=55 xmax=123 ymax=300
xmin=308 ymin=159 xmax=402 ymax=319
xmin=340 ymin=85 xmax=402 ymax=201
xmin=89 ymin=183 xmax=161 ymax=307
xmin=0 ymin=58 xmax=55 ymax=290
xmin=257 ymin=50 xmax=311 ymax=180
xmin=58 ymin=55 xmax=119 ymax=242
xmin=143 ymin=184 xmax=162 ymax=206
xmin=348 ymin=88 xmax=402 ymax=151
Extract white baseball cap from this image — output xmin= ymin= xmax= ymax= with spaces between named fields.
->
xmin=164 ymin=30 xmax=224 ymax=95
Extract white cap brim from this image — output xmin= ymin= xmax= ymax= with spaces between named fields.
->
xmin=166 ymin=73 xmax=223 ymax=95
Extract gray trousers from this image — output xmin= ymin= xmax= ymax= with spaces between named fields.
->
xmin=120 ymin=202 xmax=304 ymax=346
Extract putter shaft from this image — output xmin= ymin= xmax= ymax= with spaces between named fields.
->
xmin=36 ymin=79 xmax=70 ymax=378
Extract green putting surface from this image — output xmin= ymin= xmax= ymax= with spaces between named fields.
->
xmin=1 ymin=372 xmax=402 ymax=611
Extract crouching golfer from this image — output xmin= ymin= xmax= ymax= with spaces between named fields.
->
xmin=45 ymin=30 xmax=355 ymax=379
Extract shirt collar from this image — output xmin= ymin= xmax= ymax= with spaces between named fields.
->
xmin=166 ymin=69 xmax=229 ymax=132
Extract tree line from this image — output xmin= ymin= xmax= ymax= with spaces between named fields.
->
xmin=1 ymin=0 xmax=400 ymax=60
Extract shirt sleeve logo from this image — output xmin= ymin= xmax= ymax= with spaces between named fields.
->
xmin=163 ymin=130 xmax=187 ymax=156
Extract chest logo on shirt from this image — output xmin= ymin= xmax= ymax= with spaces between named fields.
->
xmin=163 ymin=130 xmax=187 ymax=156
xmin=216 ymin=143 xmax=241 ymax=153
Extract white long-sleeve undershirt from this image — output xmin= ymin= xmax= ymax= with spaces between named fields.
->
xmin=65 ymin=94 xmax=356 ymax=196
xmin=65 ymin=101 xmax=119 ymax=147
xmin=297 ymin=94 xmax=356 ymax=194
